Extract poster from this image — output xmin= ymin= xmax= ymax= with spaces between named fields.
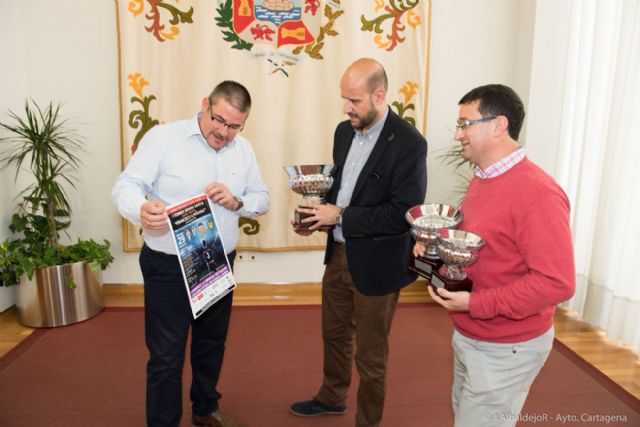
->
xmin=166 ymin=194 xmax=236 ymax=318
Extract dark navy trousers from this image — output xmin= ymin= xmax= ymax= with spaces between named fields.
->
xmin=139 ymin=244 xmax=236 ymax=427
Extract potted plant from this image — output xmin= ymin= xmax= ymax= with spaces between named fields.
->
xmin=0 ymin=100 xmax=114 ymax=327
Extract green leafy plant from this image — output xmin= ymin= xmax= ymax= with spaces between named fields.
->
xmin=437 ymin=144 xmax=474 ymax=207
xmin=0 ymin=100 xmax=113 ymax=286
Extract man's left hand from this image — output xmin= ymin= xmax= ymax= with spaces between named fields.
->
xmin=298 ymin=204 xmax=342 ymax=231
xmin=427 ymin=286 xmax=470 ymax=312
xmin=205 ymin=182 xmax=240 ymax=211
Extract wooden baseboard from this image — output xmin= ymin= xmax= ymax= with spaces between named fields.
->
xmin=103 ymin=281 xmax=432 ymax=307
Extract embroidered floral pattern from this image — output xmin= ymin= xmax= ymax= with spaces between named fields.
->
xmin=127 ymin=73 xmax=159 ymax=154
xmin=361 ymin=0 xmax=422 ymax=51
xmin=129 ymin=0 xmax=194 ymax=42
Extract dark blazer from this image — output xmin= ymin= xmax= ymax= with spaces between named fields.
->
xmin=324 ymin=108 xmax=427 ymax=296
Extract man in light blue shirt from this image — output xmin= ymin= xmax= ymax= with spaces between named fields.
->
xmin=112 ymin=80 xmax=269 ymax=427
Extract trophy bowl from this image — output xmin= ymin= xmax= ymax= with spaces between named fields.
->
xmin=284 ymin=164 xmax=335 ymax=199
xmin=283 ymin=164 xmax=336 ymax=228
xmin=436 ymin=229 xmax=485 ymax=281
xmin=405 ymin=204 xmax=463 ymax=259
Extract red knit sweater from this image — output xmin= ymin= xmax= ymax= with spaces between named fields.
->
xmin=451 ymin=158 xmax=575 ymax=343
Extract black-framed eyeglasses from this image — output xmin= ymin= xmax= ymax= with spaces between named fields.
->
xmin=455 ymin=116 xmax=496 ymax=132
xmin=209 ymin=110 xmax=243 ymax=132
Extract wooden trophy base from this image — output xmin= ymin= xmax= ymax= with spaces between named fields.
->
xmin=409 ymin=256 xmax=442 ymax=282
xmin=430 ymin=267 xmax=473 ymax=293
xmin=294 ymin=209 xmax=316 ymax=229
xmin=294 ymin=202 xmax=330 ymax=230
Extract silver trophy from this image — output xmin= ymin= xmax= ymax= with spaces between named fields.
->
xmin=284 ymin=164 xmax=336 ymax=228
xmin=405 ymin=204 xmax=463 ymax=280
xmin=406 ymin=204 xmax=464 ymax=259
xmin=431 ymin=229 xmax=485 ymax=292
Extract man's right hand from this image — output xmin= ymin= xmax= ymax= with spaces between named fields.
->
xmin=140 ymin=200 xmax=168 ymax=230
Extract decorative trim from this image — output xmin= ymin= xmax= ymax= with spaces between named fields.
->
xmin=422 ymin=0 xmax=431 ymax=137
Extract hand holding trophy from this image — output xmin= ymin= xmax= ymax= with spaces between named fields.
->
xmin=407 ymin=204 xmax=484 ymax=293
xmin=284 ymin=164 xmax=336 ymax=229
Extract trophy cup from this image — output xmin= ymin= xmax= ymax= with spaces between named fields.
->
xmin=284 ymin=164 xmax=336 ymax=229
xmin=431 ymin=229 xmax=485 ymax=293
xmin=406 ymin=204 xmax=463 ymax=281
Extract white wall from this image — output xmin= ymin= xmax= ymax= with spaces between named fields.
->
xmin=0 ymin=2 xmax=29 ymax=310
xmin=426 ymin=0 xmax=536 ymax=203
xmin=525 ymin=0 xmax=572 ymax=175
xmin=0 ymin=0 xmax=544 ymax=304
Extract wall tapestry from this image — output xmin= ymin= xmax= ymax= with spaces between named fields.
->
xmin=116 ymin=0 xmax=431 ymax=251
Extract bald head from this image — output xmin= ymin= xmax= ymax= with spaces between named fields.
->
xmin=340 ymin=58 xmax=389 ymax=132
xmin=341 ymin=58 xmax=388 ymax=94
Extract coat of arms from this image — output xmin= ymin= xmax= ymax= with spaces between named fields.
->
xmin=215 ymin=0 xmax=343 ymax=75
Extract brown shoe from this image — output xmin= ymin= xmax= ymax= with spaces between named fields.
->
xmin=192 ymin=410 xmax=247 ymax=427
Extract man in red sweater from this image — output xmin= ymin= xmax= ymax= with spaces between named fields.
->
xmin=414 ymin=84 xmax=575 ymax=427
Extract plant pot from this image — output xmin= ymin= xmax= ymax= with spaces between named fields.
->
xmin=16 ymin=261 xmax=104 ymax=327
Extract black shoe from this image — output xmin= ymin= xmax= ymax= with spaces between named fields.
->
xmin=290 ymin=399 xmax=347 ymax=417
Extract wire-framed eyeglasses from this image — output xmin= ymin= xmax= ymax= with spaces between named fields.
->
xmin=209 ymin=110 xmax=243 ymax=132
xmin=455 ymin=116 xmax=496 ymax=132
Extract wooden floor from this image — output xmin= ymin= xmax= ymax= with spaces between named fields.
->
xmin=2 ymin=283 xmax=639 ymax=400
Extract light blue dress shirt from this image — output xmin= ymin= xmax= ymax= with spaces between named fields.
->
xmin=333 ymin=107 xmax=389 ymax=242
xmin=112 ymin=113 xmax=270 ymax=255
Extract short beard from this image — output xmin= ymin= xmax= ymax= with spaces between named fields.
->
xmin=353 ymin=109 xmax=377 ymax=131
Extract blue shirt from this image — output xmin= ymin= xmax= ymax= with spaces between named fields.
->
xmin=112 ymin=113 xmax=270 ymax=255
xmin=333 ymin=107 xmax=389 ymax=242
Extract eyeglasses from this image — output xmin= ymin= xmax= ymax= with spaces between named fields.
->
xmin=455 ymin=116 xmax=496 ymax=132
xmin=209 ymin=110 xmax=243 ymax=132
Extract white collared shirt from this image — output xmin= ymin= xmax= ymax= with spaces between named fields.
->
xmin=112 ymin=113 xmax=270 ymax=254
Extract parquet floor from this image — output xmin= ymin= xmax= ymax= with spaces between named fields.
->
xmin=1 ymin=283 xmax=639 ymax=400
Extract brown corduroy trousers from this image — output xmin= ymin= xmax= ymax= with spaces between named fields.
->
xmin=315 ymin=243 xmax=400 ymax=427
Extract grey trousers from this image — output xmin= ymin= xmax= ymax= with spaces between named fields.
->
xmin=452 ymin=327 xmax=554 ymax=427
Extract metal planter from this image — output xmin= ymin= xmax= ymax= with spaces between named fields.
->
xmin=16 ymin=261 xmax=104 ymax=327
